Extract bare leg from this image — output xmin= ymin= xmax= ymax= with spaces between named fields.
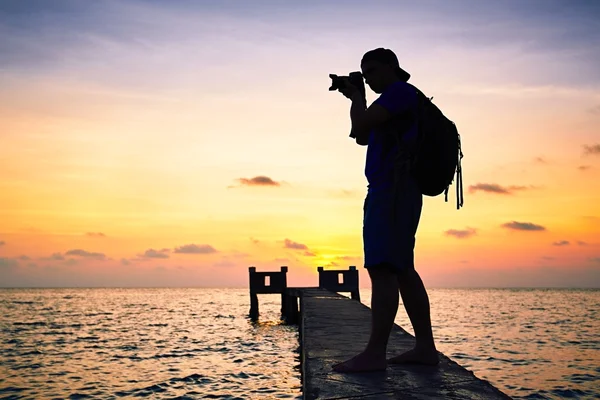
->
xmin=332 ymin=266 xmax=399 ymax=373
xmin=388 ymin=268 xmax=438 ymax=365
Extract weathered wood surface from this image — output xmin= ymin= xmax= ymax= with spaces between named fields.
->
xmin=298 ymin=288 xmax=512 ymax=400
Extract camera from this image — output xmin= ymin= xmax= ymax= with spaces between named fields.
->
xmin=329 ymin=71 xmax=365 ymax=98
xmin=329 ymin=71 xmax=367 ymax=138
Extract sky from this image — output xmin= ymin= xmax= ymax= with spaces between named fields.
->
xmin=1 ymin=0 xmax=599 ymax=288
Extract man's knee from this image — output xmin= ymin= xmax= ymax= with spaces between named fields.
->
xmin=395 ymin=265 xmax=417 ymax=281
xmin=367 ymin=263 xmax=397 ymax=280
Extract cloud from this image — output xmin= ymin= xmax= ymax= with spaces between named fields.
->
xmin=323 ymin=261 xmax=340 ymax=267
xmin=582 ymin=216 xmax=600 ymax=221
xmin=534 ymin=157 xmax=548 ymax=164
xmin=303 ymin=251 xmax=316 ymax=256
xmin=578 ymin=165 xmax=592 ymax=171
xmin=250 ymin=237 xmax=261 ymax=245
xmin=577 ymin=241 xmax=587 ymax=246
xmin=173 ymin=244 xmax=217 ymax=254
xmin=0 ymin=241 xmax=5 ymax=246
xmin=552 ymin=240 xmax=570 ymax=246
xmin=213 ymin=260 xmax=236 ymax=268
xmin=284 ymin=238 xmax=308 ymax=250
xmin=583 ymin=143 xmax=600 ymax=155
xmin=445 ymin=227 xmax=477 ymax=239
xmin=328 ymin=189 xmax=360 ymax=198
xmin=141 ymin=249 xmax=169 ymax=259
xmin=541 ymin=256 xmax=555 ymax=261
xmin=274 ymin=257 xmax=290 ymax=262
xmin=588 ymin=105 xmax=600 ymax=115
xmin=232 ymin=176 xmax=281 ymax=188
xmin=37 ymin=252 xmax=62 ymax=261
xmin=337 ymin=255 xmax=361 ymax=261
xmin=502 ymin=221 xmax=546 ymax=231
xmin=65 ymin=249 xmax=106 ymax=259
xmin=0 ymin=258 xmax=19 ymax=268
xmin=19 ymin=255 xmax=30 ymax=260
xmin=121 ymin=258 xmax=131 ymax=265
xmin=231 ymin=252 xmax=250 ymax=259
xmin=590 ymin=257 xmax=600 ymax=264
xmin=85 ymin=232 xmax=106 ymax=237
xmin=468 ymin=183 xmax=534 ymax=195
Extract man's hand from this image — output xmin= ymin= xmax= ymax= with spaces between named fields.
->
xmin=338 ymin=78 xmax=359 ymax=99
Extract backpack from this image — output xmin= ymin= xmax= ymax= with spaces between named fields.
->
xmin=402 ymin=84 xmax=464 ymax=210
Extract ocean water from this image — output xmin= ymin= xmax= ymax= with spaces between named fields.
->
xmin=0 ymin=288 xmax=598 ymax=400
xmin=0 ymin=289 xmax=301 ymax=399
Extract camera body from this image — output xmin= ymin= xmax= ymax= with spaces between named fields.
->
xmin=329 ymin=71 xmax=367 ymax=138
xmin=329 ymin=71 xmax=366 ymax=99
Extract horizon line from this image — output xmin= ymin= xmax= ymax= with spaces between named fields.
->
xmin=1 ymin=286 xmax=598 ymax=290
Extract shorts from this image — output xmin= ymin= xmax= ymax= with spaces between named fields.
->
xmin=363 ymin=175 xmax=422 ymax=273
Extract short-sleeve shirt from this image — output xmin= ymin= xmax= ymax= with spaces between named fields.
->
xmin=364 ymin=81 xmax=418 ymax=192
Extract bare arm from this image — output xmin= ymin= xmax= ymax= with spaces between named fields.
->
xmin=350 ymin=93 xmax=368 ymax=145
xmin=349 ymin=92 xmax=392 ymax=146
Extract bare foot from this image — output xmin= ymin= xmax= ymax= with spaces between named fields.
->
xmin=387 ymin=347 xmax=439 ymax=366
xmin=332 ymin=351 xmax=387 ymax=373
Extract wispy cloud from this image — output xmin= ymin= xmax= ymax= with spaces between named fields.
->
xmin=328 ymin=189 xmax=360 ymax=198
xmin=0 ymin=241 xmax=5 ymax=246
xmin=284 ymin=238 xmax=308 ymax=250
xmin=0 ymin=258 xmax=19 ymax=268
xmin=65 ymin=249 xmax=106 ymax=259
xmin=577 ymin=241 xmax=588 ymax=246
xmin=323 ymin=261 xmax=340 ymax=267
xmin=46 ymin=252 xmax=65 ymax=261
xmin=583 ymin=143 xmax=600 ymax=156
xmin=141 ymin=249 xmax=169 ymax=259
xmin=469 ymin=183 xmax=534 ymax=195
xmin=578 ymin=165 xmax=592 ymax=171
xmin=445 ymin=227 xmax=477 ymax=239
xmin=213 ymin=260 xmax=236 ymax=268
xmin=231 ymin=176 xmax=281 ymax=188
xmin=502 ymin=221 xmax=546 ymax=231
xmin=582 ymin=216 xmax=600 ymax=221
xmin=85 ymin=232 xmax=106 ymax=237
xmin=336 ymin=255 xmax=361 ymax=261
xmin=552 ymin=240 xmax=570 ymax=246
xmin=173 ymin=244 xmax=217 ymax=254
xmin=534 ymin=157 xmax=548 ymax=164
xmin=588 ymin=105 xmax=600 ymax=115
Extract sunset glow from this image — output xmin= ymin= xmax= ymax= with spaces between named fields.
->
xmin=1 ymin=0 xmax=599 ymax=287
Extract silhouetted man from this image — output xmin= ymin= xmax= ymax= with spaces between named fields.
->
xmin=333 ymin=48 xmax=439 ymax=372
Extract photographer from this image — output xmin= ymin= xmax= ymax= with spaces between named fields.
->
xmin=332 ymin=48 xmax=439 ymax=372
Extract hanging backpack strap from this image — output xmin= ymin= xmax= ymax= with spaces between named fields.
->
xmin=456 ymin=134 xmax=464 ymax=209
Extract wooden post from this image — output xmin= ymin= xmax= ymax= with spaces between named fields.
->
xmin=317 ymin=265 xmax=360 ymax=301
xmin=284 ymin=292 xmax=299 ymax=325
xmin=280 ymin=266 xmax=288 ymax=315
xmin=248 ymin=265 xmax=289 ymax=321
xmin=249 ymin=266 xmax=259 ymax=320
xmin=348 ymin=266 xmax=360 ymax=301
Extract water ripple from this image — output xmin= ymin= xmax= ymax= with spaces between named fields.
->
xmin=0 ymin=288 xmax=302 ymax=399
xmin=362 ymin=288 xmax=600 ymax=400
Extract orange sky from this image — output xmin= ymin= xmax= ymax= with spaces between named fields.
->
xmin=1 ymin=1 xmax=599 ymax=287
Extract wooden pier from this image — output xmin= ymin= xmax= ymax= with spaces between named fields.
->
xmin=248 ymin=266 xmax=512 ymax=399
